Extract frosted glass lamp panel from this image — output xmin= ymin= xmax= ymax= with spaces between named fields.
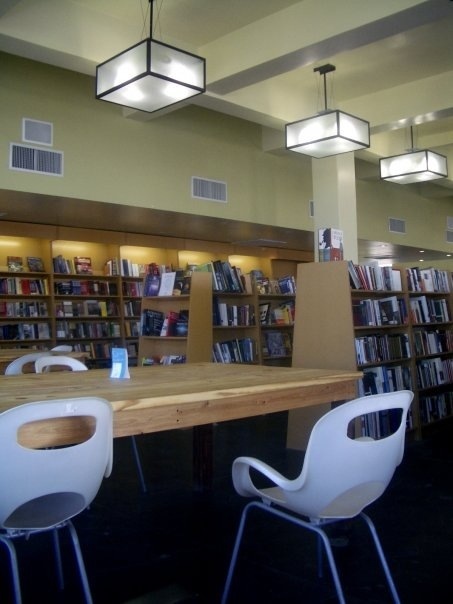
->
xmin=150 ymin=41 xmax=205 ymax=90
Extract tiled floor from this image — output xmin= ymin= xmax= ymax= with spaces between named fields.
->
xmin=3 ymin=412 xmax=453 ymax=603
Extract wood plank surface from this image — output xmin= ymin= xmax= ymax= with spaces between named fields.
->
xmin=0 ymin=363 xmax=360 ymax=445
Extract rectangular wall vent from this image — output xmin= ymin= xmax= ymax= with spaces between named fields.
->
xmin=446 ymin=230 xmax=453 ymax=243
xmin=9 ymin=143 xmax=63 ymax=176
xmin=388 ymin=217 xmax=406 ymax=234
xmin=22 ymin=118 xmax=53 ymax=146
xmin=192 ymin=177 xmax=227 ymax=203
xmin=309 ymin=199 xmax=314 ymax=218
xmin=447 ymin=216 xmax=453 ymax=231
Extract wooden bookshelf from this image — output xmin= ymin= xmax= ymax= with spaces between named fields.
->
xmin=0 ymin=227 xmax=310 ymax=370
xmin=287 ymin=260 xmax=453 ymax=448
xmin=137 ymin=270 xmax=212 ymax=365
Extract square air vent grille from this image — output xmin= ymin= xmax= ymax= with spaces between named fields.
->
xmin=22 ymin=118 xmax=53 ymax=146
xmin=192 ymin=177 xmax=227 ymax=203
xmin=9 ymin=143 xmax=63 ymax=176
xmin=446 ymin=230 xmax=453 ymax=243
xmin=388 ymin=217 xmax=406 ymax=234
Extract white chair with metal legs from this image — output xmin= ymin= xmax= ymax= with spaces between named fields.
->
xmin=4 ymin=352 xmax=48 ymax=375
xmin=0 ymin=396 xmax=113 ymax=603
xmin=35 ymin=354 xmax=88 ymax=372
xmin=221 ymin=390 xmax=414 ymax=604
xmin=34 ymin=354 xmax=147 ymax=492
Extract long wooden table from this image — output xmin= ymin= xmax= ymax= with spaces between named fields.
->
xmin=0 ymin=363 xmax=360 ymax=487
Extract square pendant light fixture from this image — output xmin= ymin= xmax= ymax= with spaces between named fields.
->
xmin=285 ymin=64 xmax=370 ymax=158
xmin=96 ymin=0 xmax=206 ymax=114
xmin=379 ymin=127 xmax=448 ymax=184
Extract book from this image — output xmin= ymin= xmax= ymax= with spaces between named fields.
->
xmin=318 ymin=228 xmax=344 ymax=262
xmin=158 ymin=271 xmax=176 ymax=296
xmin=27 ymin=256 xmax=45 ymax=272
xmin=143 ymin=273 xmax=160 ymax=297
xmin=74 ymin=256 xmax=93 ymax=275
xmin=7 ymin=256 xmax=24 ymax=272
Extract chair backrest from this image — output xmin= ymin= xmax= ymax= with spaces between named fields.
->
xmin=35 ymin=355 xmax=87 ymax=373
xmin=282 ymin=390 xmax=413 ymax=520
xmin=50 ymin=345 xmax=73 ymax=352
xmin=0 ymin=397 xmax=113 ymax=530
xmin=4 ymin=352 xmax=48 ymax=375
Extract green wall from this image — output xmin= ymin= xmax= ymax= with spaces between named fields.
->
xmin=0 ymin=52 xmax=313 ymax=231
xmin=1 ymin=51 xmax=452 ymax=257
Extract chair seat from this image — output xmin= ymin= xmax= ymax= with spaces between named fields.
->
xmin=4 ymin=492 xmax=85 ymax=531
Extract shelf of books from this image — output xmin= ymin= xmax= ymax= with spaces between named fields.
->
xmin=288 ymin=260 xmax=453 ymax=448
xmin=405 ymin=265 xmax=453 ymax=429
xmin=253 ymin=273 xmax=296 ymax=367
xmin=0 ymin=230 xmax=309 ymax=370
xmin=0 ymin=236 xmax=53 ymax=350
xmin=138 ymin=269 xmax=212 ymax=366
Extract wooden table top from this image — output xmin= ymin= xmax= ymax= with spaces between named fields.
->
xmin=0 ymin=363 xmax=360 ymax=446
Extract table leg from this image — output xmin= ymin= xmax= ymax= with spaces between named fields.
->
xmin=193 ymin=424 xmax=213 ymax=490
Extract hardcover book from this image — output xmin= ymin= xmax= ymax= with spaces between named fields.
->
xmin=7 ymin=256 xmax=24 ymax=272
xmin=27 ymin=256 xmax=45 ymax=272
xmin=74 ymin=256 xmax=93 ymax=275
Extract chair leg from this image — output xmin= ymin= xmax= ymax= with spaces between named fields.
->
xmin=221 ymin=501 xmax=254 ymax=604
xmin=52 ymin=528 xmax=65 ymax=590
xmin=0 ymin=535 xmax=22 ymax=604
xmin=66 ymin=521 xmax=93 ymax=604
xmin=360 ymin=512 xmax=401 ymax=604
xmin=221 ymin=501 xmax=347 ymax=604
xmin=131 ymin=435 xmax=148 ymax=493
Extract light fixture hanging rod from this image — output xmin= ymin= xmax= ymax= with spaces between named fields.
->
xmin=314 ymin=63 xmax=336 ymax=112
xmin=149 ymin=0 xmax=153 ymax=38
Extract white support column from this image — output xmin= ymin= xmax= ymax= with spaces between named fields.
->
xmin=312 ymin=153 xmax=358 ymax=263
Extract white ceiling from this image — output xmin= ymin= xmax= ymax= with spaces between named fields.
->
xmin=1 ymin=0 xmax=453 ymax=261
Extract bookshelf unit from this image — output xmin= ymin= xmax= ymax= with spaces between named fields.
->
xmin=53 ymin=273 xmax=122 ymax=367
xmin=138 ymin=270 xmax=212 ymax=365
xmin=258 ymin=293 xmax=295 ymax=366
xmin=406 ymin=266 xmax=453 ymax=429
xmin=287 ymin=260 xmax=453 ymax=447
xmin=212 ymin=289 xmax=260 ymax=364
xmin=0 ymin=225 xmax=311 ymax=368
xmin=0 ymin=271 xmax=52 ymax=346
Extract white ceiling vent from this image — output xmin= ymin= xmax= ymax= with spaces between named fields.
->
xmin=192 ymin=177 xmax=227 ymax=203
xmin=388 ymin=217 xmax=406 ymax=234
xmin=9 ymin=143 xmax=63 ymax=176
xmin=22 ymin=118 xmax=53 ymax=146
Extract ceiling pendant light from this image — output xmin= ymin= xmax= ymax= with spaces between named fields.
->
xmin=379 ymin=126 xmax=448 ymax=184
xmin=285 ymin=64 xmax=370 ymax=158
xmin=96 ymin=0 xmax=206 ymax=114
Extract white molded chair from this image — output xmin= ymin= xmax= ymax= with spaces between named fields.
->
xmin=50 ymin=344 xmax=73 ymax=352
xmin=221 ymin=390 xmax=414 ymax=604
xmin=4 ymin=352 xmax=48 ymax=375
xmin=34 ymin=354 xmax=147 ymax=492
xmin=0 ymin=396 xmax=113 ymax=604
xmin=35 ymin=355 xmax=88 ymax=373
